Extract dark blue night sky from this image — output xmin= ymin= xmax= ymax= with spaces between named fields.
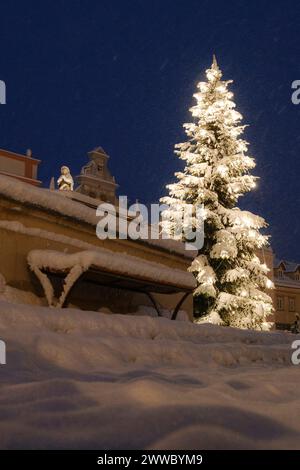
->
xmin=0 ymin=0 xmax=299 ymax=260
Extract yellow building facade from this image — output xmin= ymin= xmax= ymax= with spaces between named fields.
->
xmin=273 ymin=261 xmax=300 ymax=329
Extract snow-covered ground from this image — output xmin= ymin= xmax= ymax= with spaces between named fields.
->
xmin=0 ymin=299 xmax=299 ymax=450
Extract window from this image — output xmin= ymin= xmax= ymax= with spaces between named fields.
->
xmin=277 ymin=270 xmax=283 ymax=278
xmin=295 ymin=273 xmax=300 ymax=281
xmin=97 ymin=164 xmax=104 ymax=176
xmin=289 ymin=297 xmax=296 ymax=312
xmin=277 ymin=296 xmax=284 ymax=311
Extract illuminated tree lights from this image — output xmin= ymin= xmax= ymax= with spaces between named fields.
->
xmin=161 ymin=57 xmax=273 ymax=329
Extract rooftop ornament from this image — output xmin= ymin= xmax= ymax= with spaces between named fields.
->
xmin=57 ymin=165 xmax=74 ymax=191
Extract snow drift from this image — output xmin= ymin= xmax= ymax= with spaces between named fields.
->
xmin=0 ymin=300 xmax=299 ymax=449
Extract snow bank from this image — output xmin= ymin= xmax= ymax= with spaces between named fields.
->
xmin=131 ymin=305 xmax=189 ymax=322
xmin=0 ymin=274 xmax=45 ymax=306
xmin=0 ymin=300 xmax=299 ymax=449
xmin=0 ymin=286 xmax=44 ymax=306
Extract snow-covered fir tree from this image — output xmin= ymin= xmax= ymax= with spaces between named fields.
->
xmin=160 ymin=56 xmax=274 ymax=330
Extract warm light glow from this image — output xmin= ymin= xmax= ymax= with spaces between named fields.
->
xmin=248 ymin=229 xmax=256 ymax=239
xmin=217 ymin=165 xmax=228 ymax=177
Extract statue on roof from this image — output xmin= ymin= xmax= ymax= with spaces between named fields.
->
xmin=57 ymin=165 xmax=74 ymax=191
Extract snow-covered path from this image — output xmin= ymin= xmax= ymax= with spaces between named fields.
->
xmin=0 ymin=300 xmax=299 ymax=449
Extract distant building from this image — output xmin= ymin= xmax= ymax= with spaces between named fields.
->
xmin=0 ymin=148 xmax=41 ymax=186
xmin=273 ymin=259 xmax=300 ymax=330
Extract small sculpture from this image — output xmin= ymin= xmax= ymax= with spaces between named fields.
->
xmin=57 ymin=166 xmax=74 ymax=191
xmin=49 ymin=176 xmax=55 ymax=190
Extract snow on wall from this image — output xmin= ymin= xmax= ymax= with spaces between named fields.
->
xmin=0 ymin=175 xmax=194 ymax=257
xmin=0 ymin=220 xmax=98 ymax=251
xmin=27 ymin=249 xmax=196 ymax=307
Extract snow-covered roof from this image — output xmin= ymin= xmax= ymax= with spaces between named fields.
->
xmin=28 ymin=248 xmax=195 ymax=290
xmin=28 ymin=248 xmax=196 ymax=307
xmin=273 ymin=259 xmax=286 ymax=269
xmin=274 ymin=258 xmax=300 ymax=272
xmin=0 ymin=174 xmax=98 ymax=223
xmin=273 ymin=257 xmax=300 ymax=288
xmin=284 ymin=261 xmax=300 ymax=273
xmin=0 ymin=175 xmax=194 ymax=258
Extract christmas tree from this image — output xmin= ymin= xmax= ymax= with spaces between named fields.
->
xmin=161 ymin=56 xmax=274 ymax=329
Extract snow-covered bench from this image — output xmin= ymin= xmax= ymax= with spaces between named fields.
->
xmin=27 ymin=249 xmax=196 ymax=320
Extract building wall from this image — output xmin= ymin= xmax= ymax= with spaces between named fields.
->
xmin=0 ymin=196 xmax=193 ymax=318
xmin=273 ymin=284 xmax=300 ymax=328
xmin=256 ymin=248 xmax=300 ymax=328
xmin=0 ymin=157 xmax=25 ymax=176
xmin=0 ymin=149 xmax=41 ymax=186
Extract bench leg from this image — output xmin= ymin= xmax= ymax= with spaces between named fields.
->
xmin=146 ymin=292 xmax=162 ymax=317
xmin=171 ymin=292 xmax=190 ymax=320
